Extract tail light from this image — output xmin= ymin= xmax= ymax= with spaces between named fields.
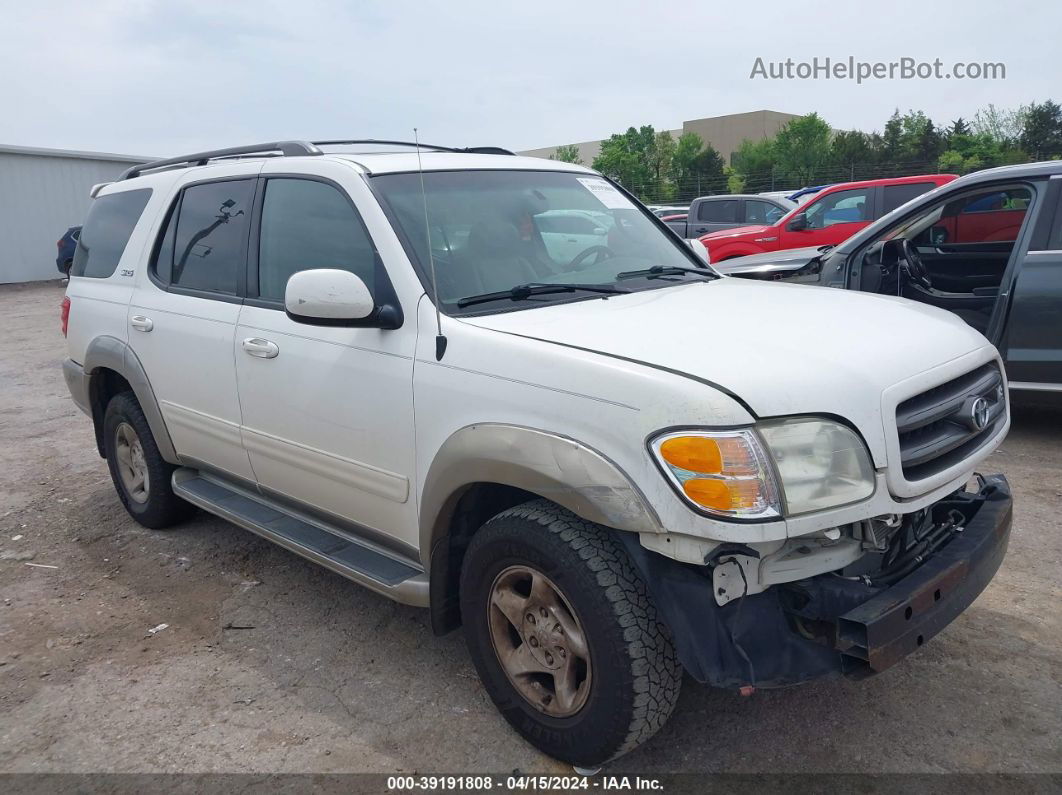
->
xmin=60 ymin=296 xmax=70 ymax=337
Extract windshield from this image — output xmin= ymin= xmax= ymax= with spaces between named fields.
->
xmin=372 ymin=170 xmax=711 ymax=313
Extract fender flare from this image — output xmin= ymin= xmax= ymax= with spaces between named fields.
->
xmin=83 ymin=335 xmax=180 ymax=464
xmin=419 ymin=423 xmax=663 ymax=561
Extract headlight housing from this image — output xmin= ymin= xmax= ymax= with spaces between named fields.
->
xmin=651 ymin=418 xmax=875 ymax=520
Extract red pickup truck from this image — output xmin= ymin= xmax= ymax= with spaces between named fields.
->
xmin=699 ymin=174 xmax=958 ymax=261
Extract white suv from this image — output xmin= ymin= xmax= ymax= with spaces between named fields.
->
xmin=61 ymin=140 xmax=1013 ymax=767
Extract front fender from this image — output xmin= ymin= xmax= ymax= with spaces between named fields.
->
xmin=419 ymin=423 xmax=663 ymax=557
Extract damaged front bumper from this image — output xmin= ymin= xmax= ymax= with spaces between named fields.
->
xmin=619 ymin=474 xmax=1012 ymax=688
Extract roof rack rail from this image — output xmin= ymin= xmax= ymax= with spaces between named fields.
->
xmin=118 ymin=138 xmax=516 ymax=181
xmin=119 ymin=140 xmax=321 ymax=180
xmin=311 ymin=139 xmax=515 ymax=156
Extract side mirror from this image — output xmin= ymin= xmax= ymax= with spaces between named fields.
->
xmin=285 ymin=269 xmax=377 ymax=325
xmin=786 ymin=212 xmax=808 ymax=232
xmin=687 ymin=238 xmax=711 ymax=265
xmin=930 ymin=225 xmax=949 ymax=245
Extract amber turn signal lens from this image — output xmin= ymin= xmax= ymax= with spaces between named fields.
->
xmin=682 ymin=478 xmax=765 ymax=512
xmin=659 ymin=436 xmax=722 ymax=473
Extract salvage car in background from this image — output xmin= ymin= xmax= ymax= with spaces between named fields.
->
xmin=56 ymin=226 xmax=81 ymax=275
xmin=700 ymin=174 xmax=957 ymax=261
xmin=665 ymin=194 xmax=794 ymax=237
xmin=713 ymin=161 xmax=1062 ymax=390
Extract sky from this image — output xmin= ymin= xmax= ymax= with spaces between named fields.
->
xmin=1 ymin=0 xmax=1059 ymax=158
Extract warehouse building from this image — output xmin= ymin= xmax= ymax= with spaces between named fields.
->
xmin=0 ymin=144 xmax=151 ymax=283
xmin=519 ymin=109 xmax=801 ymax=165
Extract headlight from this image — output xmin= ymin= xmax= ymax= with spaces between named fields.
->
xmin=757 ymin=418 xmax=875 ymax=515
xmin=651 ymin=419 xmax=874 ymax=520
xmin=651 ymin=430 xmax=782 ymax=519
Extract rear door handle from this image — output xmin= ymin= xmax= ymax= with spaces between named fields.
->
xmin=241 ymin=337 xmax=279 ymax=359
xmin=130 ymin=315 xmax=153 ymax=332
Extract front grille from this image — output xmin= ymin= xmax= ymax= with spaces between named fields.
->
xmin=896 ymin=363 xmax=1005 ymax=482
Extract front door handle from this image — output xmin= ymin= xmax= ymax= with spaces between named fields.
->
xmin=241 ymin=337 xmax=279 ymax=359
xmin=130 ymin=315 xmax=153 ymax=332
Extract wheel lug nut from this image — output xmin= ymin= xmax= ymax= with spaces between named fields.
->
xmin=545 ymin=653 xmax=553 ymax=665
xmin=540 ymin=607 xmax=548 ymax=618
xmin=529 ymin=637 xmax=539 ymax=647
xmin=526 ymin=613 xmax=536 ymax=624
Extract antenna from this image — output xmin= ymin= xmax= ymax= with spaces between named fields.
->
xmin=414 ymin=128 xmax=447 ymax=361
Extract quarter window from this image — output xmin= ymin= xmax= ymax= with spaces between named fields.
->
xmin=154 ymin=179 xmax=255 ymax=294
xmin=257 ymin=179 xmax=376 ymax=302
xmin=71 ymin=189 xmax=151 ymax=278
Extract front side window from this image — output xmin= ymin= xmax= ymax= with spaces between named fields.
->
xmin=805 ymin=188 xmax=871 ymax=229
xmin=155 ymin=179 xmax=254 ymax=294
xmin=257 ymin=179 xmax=376 ymax=301
xmin=745 ymin=200 xmax=785 ymax=224
xmin=71 ymin=189 xmax=151 ymax=278
xmin=698 ymin=199 xmax=738 ymax=223
xmin=372 ymin=170 xmax=711 ymax=313
xmin=890 ymin=186 xmax=1035 ymax=246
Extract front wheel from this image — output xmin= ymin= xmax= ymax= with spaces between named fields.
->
xmin=460 ymin=500 xmax=682 ymax=766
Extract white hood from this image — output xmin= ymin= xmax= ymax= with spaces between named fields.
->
xmin=462 ymin=278 xmax=994 ymax=465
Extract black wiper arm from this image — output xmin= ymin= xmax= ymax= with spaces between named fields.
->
xmin=616 ymin=265 xmax=715 ymax=281
xmin=456 ymin=282 xmax=630 ymax=309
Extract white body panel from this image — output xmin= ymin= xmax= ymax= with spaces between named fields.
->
xmin=64 ymin=148 xmax=1010 ymax=565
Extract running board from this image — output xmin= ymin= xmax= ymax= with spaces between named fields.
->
xmin=172 ymin=468 xmax=428 ymax=606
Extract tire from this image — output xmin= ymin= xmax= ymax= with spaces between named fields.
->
xmin=460 ymin=500 xmax=681 ymax=766
xmin=103 ymin=391 xmax=195 ymax=529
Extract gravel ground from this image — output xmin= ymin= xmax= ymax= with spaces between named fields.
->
xmin=0 ymin=281 xmax=1059 ymax=775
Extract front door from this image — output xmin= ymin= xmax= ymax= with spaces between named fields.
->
xmin=234 ymin=165 xmax=418 ymax=544
xmin=1000 ymin=180 xmax=1062 ymax=387
xmin=779 ymin=186 xmax=873 ymax=250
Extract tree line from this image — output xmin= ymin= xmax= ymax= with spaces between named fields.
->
xmin=551 ymin=101 xmax=1062 ymax=203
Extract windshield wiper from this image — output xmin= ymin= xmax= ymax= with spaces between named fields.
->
xmin=456 ymin=282 xmax=630 ymax=309
xmin=615 ymin=265 xmax=715 ymax=282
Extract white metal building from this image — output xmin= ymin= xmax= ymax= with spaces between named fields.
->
xmin=0 ymin=144 xmax=152 ymax=283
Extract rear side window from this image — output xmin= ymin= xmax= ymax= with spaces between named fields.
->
xmin=697 ymin=199 xmax=738 ymax=223
xmin=71 ymin=189 xmax=151 ymax=278
xmin=154 ymin=179 xmax=255 ymax=295
xmin=882 ymin=182 xmax=934 ymax=214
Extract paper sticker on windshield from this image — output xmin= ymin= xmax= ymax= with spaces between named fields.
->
xmin=577 ymin=177 xmax=635 ymax=210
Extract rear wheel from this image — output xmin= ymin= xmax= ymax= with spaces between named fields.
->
xmin=103 ymin=391 xmax=194 ymax=529
xmin=460 ymin=500 xmax=682 ymax=766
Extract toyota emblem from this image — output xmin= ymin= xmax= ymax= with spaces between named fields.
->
xmin=970 ymin=396 xmax=990 ymax=431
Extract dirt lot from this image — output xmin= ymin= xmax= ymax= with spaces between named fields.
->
xmin=0 ymin=281 xmax=1060 ymax=775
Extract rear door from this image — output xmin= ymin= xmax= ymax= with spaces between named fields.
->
xmin=687 ymin=197 xmax=740 ymax=236
xmin=999 ymin=177 xmax=1062 ymax=388
xmin=128 ymin=166 xmax=260 ymax=481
